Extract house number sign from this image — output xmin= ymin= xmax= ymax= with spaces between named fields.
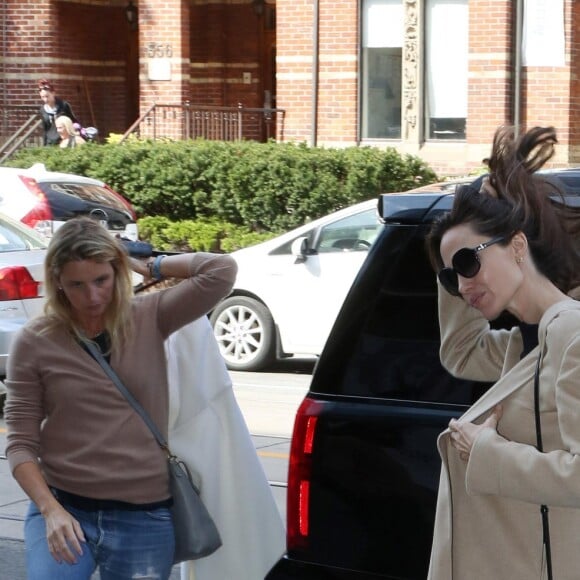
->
xmin=147 ymin=43 xmax=173 ymax=81
xmin=146 ymin=43 xmax=173 ymax=58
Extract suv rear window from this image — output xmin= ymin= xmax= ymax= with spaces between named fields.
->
xmin=37 ymin=182 xmax=129 ymax=213
xmin=311 ymin=223 xmax=491 ymax=406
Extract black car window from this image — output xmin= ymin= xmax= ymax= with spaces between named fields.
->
xmin=316 ymin=208 xmax=380 ymax=253
xmin=311 ymin=224 xmax=491 ymax=406
xmin=37 ymin=182 xmax=130 ymax=213
xmin=268 ymin=206 xmax=379 ymax=256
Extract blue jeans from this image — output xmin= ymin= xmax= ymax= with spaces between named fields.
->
xmin=25 ymin=500 xmax=175 ymax=580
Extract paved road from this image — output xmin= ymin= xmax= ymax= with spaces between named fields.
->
xmin=0 ymin=364 xmax=312 ymax=579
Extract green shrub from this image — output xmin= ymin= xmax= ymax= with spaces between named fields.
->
xmin=8 ymin=139 xmax=438 ymax=235
xmin=137 ymin=216 xmax=274 ymax=253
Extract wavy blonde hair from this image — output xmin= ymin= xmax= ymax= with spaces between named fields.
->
xmin=43 ymin=217 xmax=134 ymax=350
xmin=55 ymin=115 xmax=78 ymax=136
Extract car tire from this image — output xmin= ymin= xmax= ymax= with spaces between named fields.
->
xmin=210 ymin=296 xmax=276 ymax=371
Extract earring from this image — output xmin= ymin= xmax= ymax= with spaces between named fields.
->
xmin=516 ymin=256 xmax=524 ymax=264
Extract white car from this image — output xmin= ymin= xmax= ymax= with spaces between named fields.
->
xmin=0 ymin=214 xmax=47 ymax=401
xmin=210 ymin=199 xmax=382 ymax=371
xmin=0 ymin=164 xmax=138 ymax=241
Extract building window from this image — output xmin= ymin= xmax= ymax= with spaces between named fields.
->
xmin=425 ymin=0 xmax=468 ymax=140
xmin=361 ymin=0 xmax=403 ymax=140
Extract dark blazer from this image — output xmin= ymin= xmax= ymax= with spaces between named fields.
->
xmin=39 ymin=97 xmax=77 ymax=145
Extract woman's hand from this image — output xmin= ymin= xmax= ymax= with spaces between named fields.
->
xmin=128 ymin=256 xmax=151 ymax=278
xmin=44 ymin=503 xmax=86 ymax=564
xmin=449 ymin=405 xmax=503 ymax=461
xmin=11 ymin=462 xmax=86 ymax=564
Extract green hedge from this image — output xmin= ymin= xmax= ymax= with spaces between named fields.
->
xmin=137 ymin=215 xmax=274 ymax=253
xmin=8 ymin=139 xmax=438 ymax=236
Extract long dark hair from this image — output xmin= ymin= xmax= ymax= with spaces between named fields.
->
xmin=426 ymin=126 xmax=580 ymax=294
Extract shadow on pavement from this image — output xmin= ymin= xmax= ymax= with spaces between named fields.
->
xmin=258 ymin=357 xmax=317 ymax=375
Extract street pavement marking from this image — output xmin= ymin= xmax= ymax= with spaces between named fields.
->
xmin=257 ymin=450 xmax=289 ymax=459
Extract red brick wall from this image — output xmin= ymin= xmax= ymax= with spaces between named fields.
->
xmin=0 ymin=0 xmax=57 ymax=135
xmin=467 ymin=0 xmax=513 ymax=144
xmin=1 ymin=0 xmax=579 ymax=174
xmin=139 ymin=0 xmax=191 ymax=109
xmin=0 ymin=0 xmax=131 ymax=139
xmin=317 ymin=0 xmax=358 ymax=143
xmin=276 ymin=0 xmax=580 ymax=173
xmin=0 ymin=0 xmax=270 ymax=142
xmin=276 ymin=0 xmax=316 ymax=143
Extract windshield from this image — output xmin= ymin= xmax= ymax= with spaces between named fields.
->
xmin=0 ymin=215 xmax=48 ymax=251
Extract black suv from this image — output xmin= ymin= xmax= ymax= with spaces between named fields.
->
xmin=266 ymin=168 xmax=580 ymax=580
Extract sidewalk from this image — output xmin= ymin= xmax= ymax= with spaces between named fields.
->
xmin=0 ymin=373 xmax=304 ymax=578
xmin=0 ymin=436 xmax=290 ymax=580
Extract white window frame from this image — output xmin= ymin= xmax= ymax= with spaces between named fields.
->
xmin=424 ymin=0 xmax=468 ymax=140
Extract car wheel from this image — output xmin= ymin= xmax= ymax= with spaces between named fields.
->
xmin=210 ymin=296 xmax=276 ymax=371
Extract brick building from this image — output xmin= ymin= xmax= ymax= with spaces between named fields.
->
xmin=1 ymin=0 xmax=578 ymax=175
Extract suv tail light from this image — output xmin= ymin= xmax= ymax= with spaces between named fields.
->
xmin=18 ymin=176 xmax=53 ymax=237
xmin=286 ymin=397 xmax=323 ymax=551
xmin=0 ymin=267 xmax=40 ymax=300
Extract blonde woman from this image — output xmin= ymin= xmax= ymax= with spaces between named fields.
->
xmin=55 ymin=115 xmax=86 ymax=148
xmin=4 ymin=217 xmax=237 ymax=579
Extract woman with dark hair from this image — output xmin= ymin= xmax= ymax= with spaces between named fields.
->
xmin=38 ymin=79 xmax=77 ymax=146
xmin=426 ymin=126 xmax=580 ymax=579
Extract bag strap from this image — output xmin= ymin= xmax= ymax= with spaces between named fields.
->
xmin=534 ymin=354 xmax=553 ymax=580
xmin=82 ymin=339 xmax=171 ymax=455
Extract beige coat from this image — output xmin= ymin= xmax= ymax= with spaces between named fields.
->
xmin=428 ymin=290 xmax=580 ymax=580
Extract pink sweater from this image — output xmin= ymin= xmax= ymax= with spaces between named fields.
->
xmin=5 ymin=253 xmax=237 ymax=504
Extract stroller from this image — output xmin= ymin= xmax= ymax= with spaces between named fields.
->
xmin=73 ymin=123 xmax=99 ymax=143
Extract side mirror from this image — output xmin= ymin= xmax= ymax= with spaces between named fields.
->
xmin=291 ymin=236 xmax=310 ymax=263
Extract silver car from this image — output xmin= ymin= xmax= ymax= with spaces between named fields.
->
xmin=0 ymin=214 xmax=47 ymax=402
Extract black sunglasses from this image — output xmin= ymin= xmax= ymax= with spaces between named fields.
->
xmin=438 ymin=235 xmax=506 ymax=297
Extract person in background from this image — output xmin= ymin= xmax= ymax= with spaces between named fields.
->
xmin=56 ymin=115 xmax=86 ymax=148
xmin=426 ymin=126 xmax=580 ymax=579
xmin=4 ymin=217 xmax=237 ymax=579
xmin=38 ymin=79 xmax=77 ymax=146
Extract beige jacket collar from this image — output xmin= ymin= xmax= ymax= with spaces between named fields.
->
xmin=453 ymin=298 xmax=578 ymax=426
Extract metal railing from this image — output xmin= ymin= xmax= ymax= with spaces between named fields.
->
xmin=0 ymin=102 xmax=287 ymax=162
xmin=121 ymin=103 xmax=285 ymax=144
xmin=0 ymin=106 xmax=44 ymax=163
xmin=0 ymin=115 xmax=43 ymax=164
